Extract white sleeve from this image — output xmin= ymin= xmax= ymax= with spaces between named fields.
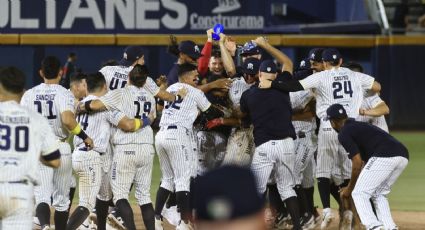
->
xmin=290 ymin=91 xmax=313 ymax=110
xmin=99 ymin=90 xmax=122 ymax=111
xmin=57 ymin=90 xmax=75 ymax=113
xmin=367 ymin=94 xmax=384 ymax=108
xmin=143 ymin=77 xmax=160 ymax=96
xmin=357 ymin=72 xmax=375 ymax=90
xmin=107 ymin=110 xmax=127 ymax=126
xmin=36 ymin=115 xmax=59 ymax=156
xmin=194 ymin=89 xmax=211 ymax=112
xmin=299 ymin=73 xmax=321 ymax=90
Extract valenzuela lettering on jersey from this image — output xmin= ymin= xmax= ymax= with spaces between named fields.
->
xmin=0 ymin=115 xmax=30 ymax=124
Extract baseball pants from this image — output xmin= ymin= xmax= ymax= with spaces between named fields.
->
xmin=34 ymin=141 xmax=72 ymax=211
xmin=222 ymin=127 xmax=255 ymax=167
xmin=97 ymin=145 xmax=113 ymax=202
xmin=111 ymin=144 xmax=155 ymax=206
xmin=155 ymin=126 xmax=197 ymax=192
xmin=72 ymin=149 xmax=103 ymax=211
xmin=196 ymin=130 xmax=227 ymax=175
xmin=251 ymin=138 xmax=297 ymax=201
xmin=0 ymin=183 xmax=33 ymax=230
xmin=352 ymin=156 xmax=408 ymax=230
xmin=294 ymin=132 xmax=316 ymax=186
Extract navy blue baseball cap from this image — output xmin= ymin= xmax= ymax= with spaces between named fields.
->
xmin=299 ymin=57 xmax=312 ymax=70
xmin=308 ymin=48 xmax=324 ymax=62
xmin=241 ymin=41 xmax=261 ymax=56
xmin=178 ymin=40 xmax=202 ymax=60
xmin=242 ymin=57 xmax=261 ymax=75
xmin=259 ymin=60 xmax=277 ymax=74
xmin=294 ymin=57 xmax=313 ymax=80
xmin=322 ymin=48 xmax=342 ymax=62
xmin=119 ymin=46 xmax=144 ymax=66
xmin=195 ymin=166 xmax=264 ymax=221
xmin=326 ymin=104 xmax=348 ymax=120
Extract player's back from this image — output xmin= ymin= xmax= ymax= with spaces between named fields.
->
xmin=101 ymin=85 xmax=155 ymax=145
xmin=0 ymin=101 xmax=57 ymax=183
xmin=302 ymin=67 xmax=374 ymax=119
xmin=160 ymin=83 xmax=211 ymax=130
xmin=99 ymin=65 xmax=131 ymax=91
xmin=20 ymin=83 xmax=75 ymax=140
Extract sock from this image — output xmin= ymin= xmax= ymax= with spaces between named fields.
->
xmin=166 ymin=192 xmax=177 ymax=208
xmin=303 ymin=187 xmax=315 ymax=215
xmin=284 ymin=196 xmax=301 ymax=230
xmin=95 ymin=199 xmax=110 ymax=230
xmin=330 ymin=183 xmax=341 ymax=206
xmin=154 ymin=187 xmax=171 ymax=216
xmin=54 ymin=210 xmax=69 ymax=230
xmin=116 ymin=199 xmax=136 ymax=230
xmin=36 ymin=202 xmax=51 ymax=226
xmin=140 ymin=203 xmax=155 ymax=230
xmin=66 ymin=206 xmax=89 ymax=230
xmin=68 ymin=187 xmax=76 ymax=212
xmin=189 ymin=177 xmax=196 ymax=211
xmin=267 ymin=184 xmax=286 ymax=215
xmin=176 ymin=191 xmax=191 ymax=222
xmin=294 ymin=185 xmax=309 ymax=216
xmin=317 ymin=177 xmax=331 ymax=208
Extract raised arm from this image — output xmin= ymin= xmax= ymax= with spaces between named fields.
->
xmin=198 ymin=29 xmax=213 ymax=77
xmin=254 ymin=36 xmax=293 ymax=74
xmin=219 ymin=34 xmax=236 ymax=76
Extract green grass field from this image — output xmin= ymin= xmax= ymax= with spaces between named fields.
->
xmin=75 ymin=131 xmax=425 ymax=212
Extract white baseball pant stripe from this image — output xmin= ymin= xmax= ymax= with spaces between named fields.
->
xmin=97 ymin=146 xmax=113 ymax=201
xmin=72 ymin=150 xmax=102 ymax=210
xmin=222 ymin=127 xmax=255 ymax=167
xmin=34 ymin=141 xmax=72 ymax=211
xmin=294 ymin=133 xmax=315 ymax=185
xmin=111 ymin=144 xmax=154 ymax=206
xmin=155 ymin=127 xmax=196 ymax=192
xmin=352 ymin=156 xmax=408 ymax=230
xmin=251 ymin=138 xmax=297 ymax=201
xmin=0 ymin=183 xmax=33 ymax=230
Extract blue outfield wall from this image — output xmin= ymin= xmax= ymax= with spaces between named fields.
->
xmin=0 ymin=44 xmax=423 ymax=129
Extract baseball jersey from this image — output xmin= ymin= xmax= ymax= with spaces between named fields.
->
xmin=99 ymin=65 xmax=160 ymax=95
xmin=73 ymin=95 xmax=125 ymax=153
xmin=299 ymin=67 xmax=375 ymax=119
xmin=357 ymin=93 xmax=389 ymax=132
xmin=100 ymin=85 xmax=156 ymax=145
xmin=21 ymin=83 xmax=75 ymax=140
xmin=229 ymin=77 xmax=252 ymax=110
xmin=290 ymin=90 xmax=316 ymax=133
xmin=159 ymin=83 xmax=211 ymax=130
xmin=0 ymin=101 xmax=59 ymax=183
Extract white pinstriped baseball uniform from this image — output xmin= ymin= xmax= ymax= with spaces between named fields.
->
xmin=290 ymin=90 xmax=317 ymax=187
xmin=100 ymin=65 xmax=160 ymax=95
xmin=221 ymin=77 xmax=255 ymax=167
xmin=0 ymin=101 xmax=60 ymax=230
xmin=357 ymin=94 xmax=389 ymax=133
xmin=72 ymin=95 xmax=125 ymax=210
xmin=20 ymin=83 xmax=75 ymax=211
xmin=156 ymin=83 xmax=211 ymax=192
xmin=100 ymin=85 xmax=156 ymax=205
xmin=299 ymin=67 xmax=375 ymax=184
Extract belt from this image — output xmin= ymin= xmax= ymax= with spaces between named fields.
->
xmin=0 ymin=180 xmax=29 ymax=185
xmin=78 ymin=147 xmax=104 ymax=155
xmin=167 ymin=125 xmax=177 ymax=130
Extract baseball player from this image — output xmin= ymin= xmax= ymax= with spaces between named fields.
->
xmin=259 ymin=48 xmax=382 ymax=229
xmin=155 ymin=63 xmax=224 ymax=230
xmin=327 ymin=104 xmax=409 ymax=230
xmin=342 ymin=62 xmax=390 ymax=132
xmin=240 ymin=60 xmax=301 ymax=230
xmin=0 ymin=67 xmax=61 ymax=230
xmin=76 ymin=65 xmax=159 ymax=230
xmin=20 ymin=56 xmax=94 ymax=230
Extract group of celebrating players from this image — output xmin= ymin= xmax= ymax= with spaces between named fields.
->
xmin=0 ymin=28 xmax=409 ymax=230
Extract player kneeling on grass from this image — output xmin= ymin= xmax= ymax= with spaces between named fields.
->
xmin=326 ymin=104 xmax=409 ymax=230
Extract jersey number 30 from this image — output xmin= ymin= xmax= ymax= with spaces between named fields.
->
xmin=333 ymin=81 xmax=353 ymax=99
xmin=0 ymin=125 xmax=29 ymax=152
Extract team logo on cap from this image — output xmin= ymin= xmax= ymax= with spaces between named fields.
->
xmin=194 ymin=45 xmax=200 ymax=53
xmin=333 ymin=54 xmax=337 ymax=59
xmin=300 ymin=60 xmax=306 ymax=67
xmin=247 ymin=63 xmax=254 ymax=70
xmin=339 ymin=109 xmax=343 ymax=114
xmin=267 ymin=67 xmax=271 ymax=72
xmin=311 ymin=53 xmax=315 ymax=59
xmin=123 ymin=52 xmax=128 ymax=60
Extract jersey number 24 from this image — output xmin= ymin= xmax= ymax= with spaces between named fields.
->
xmin=333 ymin=81 xmax=353 ymax=99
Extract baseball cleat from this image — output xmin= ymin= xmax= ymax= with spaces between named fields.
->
xmin=274 ymin=213 xmax=292 ymax=230
xmin=33 ymin=217 xmax=42 ymax=230
xmin=176 ymin=220 xmax=193 ymax=230
xmin=41 ymin=225 xmax=51 ymax=230
xmin=340 ymin=210 xmax=353 ymax=230
xmin=368 ymin=225 xmax=385 ymax=230
xmin=300 ymin=213 xmax=315 ymax=230
xmin=320 ymin=208 xmax=334 ymax=229
xmin=107 ymin=213 xmax=126 ymax=230
xmin=155 ymin=215 xmax=164 ymax=230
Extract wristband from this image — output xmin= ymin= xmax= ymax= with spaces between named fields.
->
xmin=142 ymin=117 xmax=151 ymax=128
xmin=84 ymin=100 xmax=93 ymax=112
xmin=76 ymin=130 xmax=89 ymax=141
xmin=134 ymin=119 xmax=141 ymax=131
xmin=70 ymin=124 xmax=82 ymax=135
